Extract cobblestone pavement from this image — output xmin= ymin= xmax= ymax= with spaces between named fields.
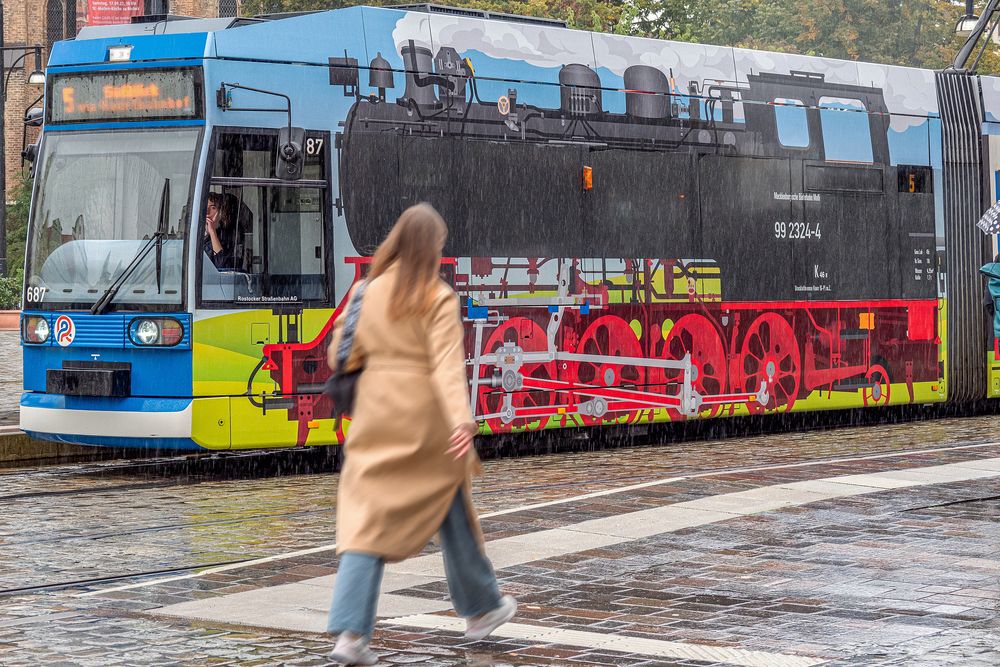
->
xmin=2 ymin=416 xmax=1000 ymax=665
xmin=0 ymin=331 xmax=21 ymax=418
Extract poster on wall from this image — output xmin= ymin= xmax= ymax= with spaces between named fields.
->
xmin=84 ymin=0 xmax=144 ymax=26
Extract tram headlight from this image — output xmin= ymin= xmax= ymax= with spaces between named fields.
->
xmin=129 ymin=318 xmax=184 ymax=347
xmin=22 ymin=316 xmax=49 ymax=344
xmin=135 ymin=320 xmax=160 ymax=345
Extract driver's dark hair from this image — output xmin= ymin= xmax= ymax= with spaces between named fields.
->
xmin=206 ymin=191 xmax=230 ymax=227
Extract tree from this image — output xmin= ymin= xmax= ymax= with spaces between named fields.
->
xmin=617 ymin=0 xmax=1000 ymax=74
xmin=0 ymin=172 xmax=31 ymax=309
xmin=238 ymin=0 xmax=624 ymax=32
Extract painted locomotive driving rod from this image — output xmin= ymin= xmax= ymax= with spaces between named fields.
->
xmin=518 ymin=376 xmax=769 ymax=410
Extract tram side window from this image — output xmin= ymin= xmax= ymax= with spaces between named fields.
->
xmin=819 ymin=97 xmax=873 ymax=163
xmin=200 ymin=184 xmax=327 ymax=304
xmin=212 ymin=131 xmax=325 ymax=180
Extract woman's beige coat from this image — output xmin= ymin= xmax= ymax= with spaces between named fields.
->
xmin=327 ymin=264 xmax=482 ymax=562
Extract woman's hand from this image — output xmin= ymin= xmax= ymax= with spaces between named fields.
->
xmin=205 ymin=215 xmax=222 ymax=253
xmin=446 ymin=422 xmax=477 ymax=460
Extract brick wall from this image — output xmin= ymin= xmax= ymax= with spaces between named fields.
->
xmin=3 ymin=0 xmax=46 ymax=193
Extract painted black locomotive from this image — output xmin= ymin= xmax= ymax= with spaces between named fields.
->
xmin=336 ymin=42 xmax=937 ymax=303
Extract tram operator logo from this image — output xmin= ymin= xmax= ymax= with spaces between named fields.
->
xmin=54 ymin=315 xmax=75 ymax=347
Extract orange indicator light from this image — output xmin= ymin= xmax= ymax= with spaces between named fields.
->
xmin=582 ymin=165 xmax=593 ymax=191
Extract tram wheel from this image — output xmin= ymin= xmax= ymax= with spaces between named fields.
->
xmin=735 ymin=313 xmax=801 ymax=414
xmin=651 ymin=314 xmax=727 ymax=421
xmin=862 ymin=364 xmax=891 ymax=407
xmin=569 ymin=315 xmax=645 ymax=425
xmin=478 ymin=317 xmax=555 ymax=434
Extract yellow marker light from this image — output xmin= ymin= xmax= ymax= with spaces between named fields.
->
xmin=307 ymin=420 xmax=320 ymax=429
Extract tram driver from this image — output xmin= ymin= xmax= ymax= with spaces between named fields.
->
xmin=204 ymin=191 xmax=252 ymax=271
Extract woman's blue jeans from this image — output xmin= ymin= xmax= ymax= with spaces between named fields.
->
xmin=327 ymin=489 xmax=502 ymax=638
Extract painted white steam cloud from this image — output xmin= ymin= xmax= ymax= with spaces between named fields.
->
xmin=390 ymin=12 xmax=939 ymax=129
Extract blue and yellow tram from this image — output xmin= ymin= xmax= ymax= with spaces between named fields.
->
xmin=19 ymin=6 xmax=1000 ymax=449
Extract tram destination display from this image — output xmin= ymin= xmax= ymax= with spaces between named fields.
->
xmin=48 ymin=69 xmax=203 ymax=124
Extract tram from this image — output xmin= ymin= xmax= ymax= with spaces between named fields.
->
xmin=18 ymin=5 xmax=1000 ymax=449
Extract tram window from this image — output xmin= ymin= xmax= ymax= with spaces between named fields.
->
xmin=819 ymin=97 xmax=873 ymax=163
xmin=200 ymin=184 xmax=327 ymax=305
xmin=774 ymin=98 xmax=809 ymax=148
xmin=213 ymin=131 xmax=325 ymax=180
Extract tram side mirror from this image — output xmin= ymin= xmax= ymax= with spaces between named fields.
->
xmin=24 ymin=107 xmax=43 ymax=127
xmin=276 ymin=126 xmax=305 ymax=181
xmin=21 ymin=143 xmax=38 ymax=164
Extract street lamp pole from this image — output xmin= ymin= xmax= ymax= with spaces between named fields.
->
xmin=1 ymin=0 xmax=6 ymax=279
xmin=954 ymin=0 xmax=1000 ymax=71
xmin=0 ymin=0 xmax=44 ymax=278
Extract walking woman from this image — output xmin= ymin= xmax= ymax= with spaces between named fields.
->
xmin=326 ymin=204 xmax=516 ymax=665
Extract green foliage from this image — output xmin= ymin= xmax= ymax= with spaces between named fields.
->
xmin=232 ymin=0 xmax=997 ymax=73
xmin=619 ymin=0 xmax=996 ymax=73
xmin=239 ymin=0 xmax=623 ymax=32
xmin=0 ymin=268 xmax=23 ymax=310
xmin=2 ymin=172 xmax=32 ymax=310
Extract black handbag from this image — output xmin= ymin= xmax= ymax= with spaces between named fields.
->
xmin=325 ymin=281 xmax=368 ymax=428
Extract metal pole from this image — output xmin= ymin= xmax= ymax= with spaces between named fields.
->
xmin=0 ymin=0 xmax=8 ymax=278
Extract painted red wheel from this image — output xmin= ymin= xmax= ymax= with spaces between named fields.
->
xmin=862 ymin=364 xmax=890 ymax=407
xmin=650 ymin=314 xmax=727 ymax=421
xmin=569 ymin=315 xmax=644 ymax=425
xmin=735 ymin=313 xmax=800 ymax=413
xmin=477 ymin=317 xmax=555 ymax=434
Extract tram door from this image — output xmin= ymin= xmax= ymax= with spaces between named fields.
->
xmin=193 ymin=127 xmax=335 ymax=449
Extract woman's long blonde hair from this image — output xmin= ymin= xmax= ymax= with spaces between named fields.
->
xmin=369 ymin=203 xmax=447 ymax=320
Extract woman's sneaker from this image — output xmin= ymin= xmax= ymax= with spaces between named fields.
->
xmin=330 ymin=632 xmax=378 ymax=666
xmin=465 ymin=595 xmax=517 ymax=640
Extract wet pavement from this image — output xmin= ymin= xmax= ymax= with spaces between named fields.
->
xmin=2 ymin=416 xmax=1000 ymax=665
xmin=0 ymin=331 xmax=21 ymax=419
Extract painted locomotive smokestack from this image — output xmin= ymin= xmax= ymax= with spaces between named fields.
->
xmin=369 ymin=52 xmax=394 ymax=101
xmin=559 ymin=64 xmax=602 ymax=116
xmin=401 ymin=43 xmax=438 ymax=106
xmin=624 ymin=65 xmax=670 ymax=119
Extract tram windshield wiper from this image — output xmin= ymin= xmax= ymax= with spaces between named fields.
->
xmin=90 ymin=232 xmax=164 ymax=315
xmin=155 ymin=178 xmax=170 ymax=294
xmin=91 ymin=180 xmax=169 ymax=315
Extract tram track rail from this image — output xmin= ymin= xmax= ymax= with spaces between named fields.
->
xmin=5 ymin=434 xmax=1000 ymax=601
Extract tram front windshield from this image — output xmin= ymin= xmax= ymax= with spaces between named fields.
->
xmin=24 ymin=129 xmax=199 ymax=311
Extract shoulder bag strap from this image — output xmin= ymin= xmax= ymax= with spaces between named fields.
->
xmin=335 ymin=280 xmax=368 ymax=372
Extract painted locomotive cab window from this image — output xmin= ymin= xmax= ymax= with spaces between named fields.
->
xmin=818 ymin=97 xmax=873 ymax=163
xmin=773 ymin=98 xmax=809 ymax=148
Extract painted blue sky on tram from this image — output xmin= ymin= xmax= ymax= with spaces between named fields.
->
xmin=210 ymin=7 xmax=943 ymax=169
xmin=48 ymin=5 xmax=950 ymax=168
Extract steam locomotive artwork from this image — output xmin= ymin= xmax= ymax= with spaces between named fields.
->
xmin=258 ymin=20 xmax=947 ymax=442
xmin=28 ymin=6 xmax=995 ymax=451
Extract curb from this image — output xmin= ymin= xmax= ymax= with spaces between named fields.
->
xmin=0 ymin=429 xmax=123 ymax=467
